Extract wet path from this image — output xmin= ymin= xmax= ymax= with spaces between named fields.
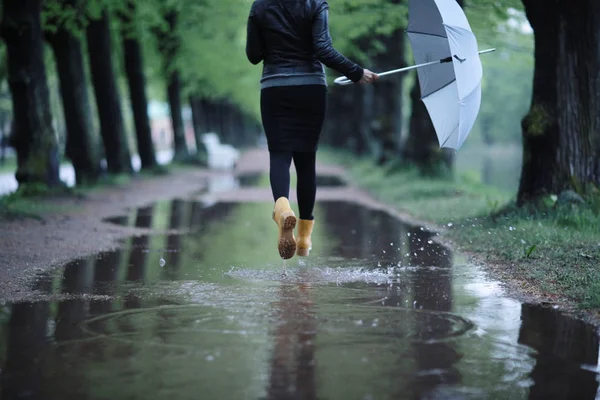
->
xmin=1 ymin=176 xmax=599 ymax=399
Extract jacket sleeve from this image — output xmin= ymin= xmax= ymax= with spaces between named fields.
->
xmin=246 ymin=2 xmax=264 ymax=65
xmin=312 ymin=1 xmax=364 ymax=82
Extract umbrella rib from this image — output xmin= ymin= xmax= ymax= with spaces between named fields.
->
xmin=440 ymin=126 xmax=458 ymax=148
xmin=420 ymin=78 xmax=457 ymax=101
xmin=405 ymin=30 xmax=448 ymax=39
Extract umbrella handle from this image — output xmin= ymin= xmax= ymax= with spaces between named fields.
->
xmin=334 ymin=48 xmax=496 ymax=86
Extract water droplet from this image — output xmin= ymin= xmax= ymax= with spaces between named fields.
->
xmin=427 ymin=240 xmax=433 ymax=244
xmin=390 ymin=242 xmax=394 ymax=246
xmin=159 ymin=258 xmax=166 ymax=267
xmin=355 ymin=320 xmax=363 ymax=326
xmin=447 ymin=223 xmax=453 ymax=227
xmin=206 ymin=355 xmax=214 ymax=361
xmin=407 ymin=232 xmax=411 ymax=237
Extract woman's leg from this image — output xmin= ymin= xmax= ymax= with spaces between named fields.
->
xmin=292 ymin=151 xmax=317 ymax=220
xmin=270 ymin=151 xmax=293 ymax=201
xmin=270 ymin=150 xmax=297 ymax=260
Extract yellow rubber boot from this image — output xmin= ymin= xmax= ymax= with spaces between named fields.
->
xmin=296 ymin=219 xmax=314 ymax=257
xmin=272 ymin=197 xmax=297 ymax=259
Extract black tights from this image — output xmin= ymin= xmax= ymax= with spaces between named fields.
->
xmin=270 ymin=151 xmax=316 ymax=220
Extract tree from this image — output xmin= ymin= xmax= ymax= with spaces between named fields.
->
xmin=86 ymin=6 xmax=133 ymax=174
xmin=188 ymin=94 xmax=208 ymax=165
xmin=370 ymin=0 xmax=406 ymax=165
xmin=44 ymin=0 xmax=100 ymax=185
xmin=0 ymin=0 xmax=61 ymax=187
xmin=517 ymin=0 xmax=600 ymax=204
xmin=119 ymin=0 xmax=158 ymax=170
xmin=155 ymin=6 xmax=188 ymax=161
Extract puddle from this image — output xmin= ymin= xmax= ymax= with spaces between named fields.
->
xmin=236 ymin=172 xmax=347 ymax=188
xmin=1 ymin=201 xmax=599 ymax=399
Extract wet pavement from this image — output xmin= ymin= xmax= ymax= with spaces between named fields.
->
xmin=1 ymin=176 xmax=599 ymax=399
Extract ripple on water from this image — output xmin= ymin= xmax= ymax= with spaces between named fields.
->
xmin=76 ymin=271 xmax=475 ymax=352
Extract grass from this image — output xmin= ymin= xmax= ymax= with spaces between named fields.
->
xmin=0 ymin=183 xmax=80 ymax=220
xmin=318 ymin=148 xmax=600 ymax=310
xmin=0 ymin=157 xmax=16 ymax=174
xmin=0 ymin=163 xmax=174 ymax=220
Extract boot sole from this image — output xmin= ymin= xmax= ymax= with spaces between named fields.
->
xmin=278 ymin=213 xmax=297 ymax=260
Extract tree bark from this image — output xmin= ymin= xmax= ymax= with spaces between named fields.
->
xmin=86 ymin=9 xmax=133 ymax=174
xmin=518 ymin=0 xmax=600 ymax=204
xmin=45 ymin=0 xmax=99 ymax=185
xmin=324 ymin=83 xmax=370 ymax=155
xmin=201 ymin=98 xmax=216 ymax=132
xmin=403 ymin=80 xmax=453 ymax=175
xmin=167 ymin=68 xmax=188 ymax=160
xmin=120 ymin=1 xmax=157 ymax=170
xmin=156 ymin=10 xmax=188 ymax=161
xmin=189 ymin=95 xmax=208 ymax=165
xmin=370 ymin=10 xmax=405 ymax=165
xmin=0 ymin=0 xmax=61 ymax=187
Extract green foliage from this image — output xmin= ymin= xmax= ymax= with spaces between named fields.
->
xmin=37 ymin=0 xmax=535 ymax=128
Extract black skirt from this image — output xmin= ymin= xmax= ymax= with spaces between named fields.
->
xmin=260 ymin=85 xmax=327 ymax=153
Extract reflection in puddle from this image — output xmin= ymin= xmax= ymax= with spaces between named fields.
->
xmin=1 ymin=201 xmax=599 ymax=399
xmin=235 ymin=172 xmax=347 ymax=188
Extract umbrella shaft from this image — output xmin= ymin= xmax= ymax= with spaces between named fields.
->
xmin=333 ymin=48 xmax=496 ymax=85
xmin=378 ymin=48 xmax=496 ymax=77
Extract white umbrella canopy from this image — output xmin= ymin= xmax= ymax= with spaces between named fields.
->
xmin=407 ymin=0 xmax=483 ymax=150
xmin=335 ymin=0 xmax=494 ymax=151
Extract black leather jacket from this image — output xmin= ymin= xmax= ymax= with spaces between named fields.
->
xmin=246 ymin=0 xmax=364 ymax=88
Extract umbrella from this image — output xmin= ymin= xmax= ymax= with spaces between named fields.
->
xmin=334 ymin=0 xmax=495 ymax=150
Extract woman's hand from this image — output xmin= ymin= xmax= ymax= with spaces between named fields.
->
xmin=359 ymin=69 xmax=379 ymax=84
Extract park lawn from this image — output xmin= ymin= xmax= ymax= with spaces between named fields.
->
xmin=0 ymin=158 xmax=16 ymax=174
xmin=319 ymin=149 xmax=600 ymax=310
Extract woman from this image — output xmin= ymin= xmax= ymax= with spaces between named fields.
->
xmin=246 ymin=0 xmax=378 ymax=260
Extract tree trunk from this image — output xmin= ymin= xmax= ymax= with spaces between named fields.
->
xmin=403 ymin=79 xmax=453 ymax=175
xmin=156 ymin=11 xmax=188 ymax=161
xmin=324 ymin=83 xmax=370 ymax=155
xmin=86 ymin=9 xmax=133 ymax=174
xmin=189 ymin=95 xmax=208 ymax=165
xmin=0 ymin=0 xmax=60 ymax=187
xmin=517 ymin=0 xmax=600 ymax=204
xmin=371 ymin=18 xmax=405 ymax=165
xmin=167 ymin=68 xmax=188 ymax=160
xmin=201 ymin=98 xmax=216 ymax=132
xmin=120 ymin=1 xmax=157 ymax=170
xmin=45 ymin=0 xmax=99 ymax=185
